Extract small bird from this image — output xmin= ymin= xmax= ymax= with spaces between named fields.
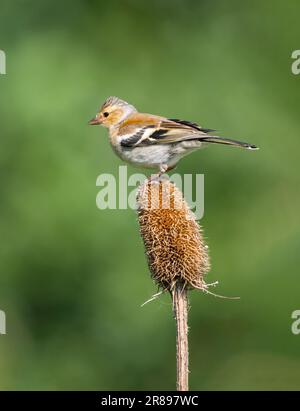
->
xmin=89 ymin=96 xmax=258 ymax=174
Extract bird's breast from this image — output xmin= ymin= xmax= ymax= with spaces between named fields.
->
xmin=111 ymin=136 xmax=172 ymax=168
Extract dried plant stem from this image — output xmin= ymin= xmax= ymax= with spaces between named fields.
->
xmin=137 ymin=178 xmax=238 ymax=390
xmin=172 ymin=282 xmax=189 ymax=391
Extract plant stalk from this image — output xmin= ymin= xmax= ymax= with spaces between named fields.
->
xmin=172 ymin=282 xmax=189 ymax=391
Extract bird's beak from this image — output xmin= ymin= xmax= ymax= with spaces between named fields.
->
xmin=88 ymin=116 xmax=102 ymax=125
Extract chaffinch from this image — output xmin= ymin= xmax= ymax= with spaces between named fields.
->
xmin=89 ymin=96 xmax=258 ymax=174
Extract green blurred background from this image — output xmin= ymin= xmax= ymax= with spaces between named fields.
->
xmin=1 ymin=0 xmax=300 ymax=390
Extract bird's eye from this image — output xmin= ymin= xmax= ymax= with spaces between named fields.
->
xmin=103 ymin=112 xmax=109 ymax=117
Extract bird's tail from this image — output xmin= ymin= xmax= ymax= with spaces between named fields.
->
xmin=199 ymin=135 xmax=259 ymax=150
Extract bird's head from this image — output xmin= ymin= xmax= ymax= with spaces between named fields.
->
xmin=88 ymin=96 xmax=137 ymax=128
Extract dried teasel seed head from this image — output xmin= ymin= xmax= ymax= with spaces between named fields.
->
xmin=137 ymin=177 xmax=210 ymax=292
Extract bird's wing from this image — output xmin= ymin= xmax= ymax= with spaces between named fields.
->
xmin=119 ymin=114 xmax=214 ymax=148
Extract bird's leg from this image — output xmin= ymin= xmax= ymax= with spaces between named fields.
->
xmin=149 ymin=164 xmax=168 ymax=182
xmin=149 ymin=164 xmax=175 ymax=182
xmin=158 ymin=164 xmax=169 ymax=177
xmin=149 ymin=173 xmax=160 ymax=182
